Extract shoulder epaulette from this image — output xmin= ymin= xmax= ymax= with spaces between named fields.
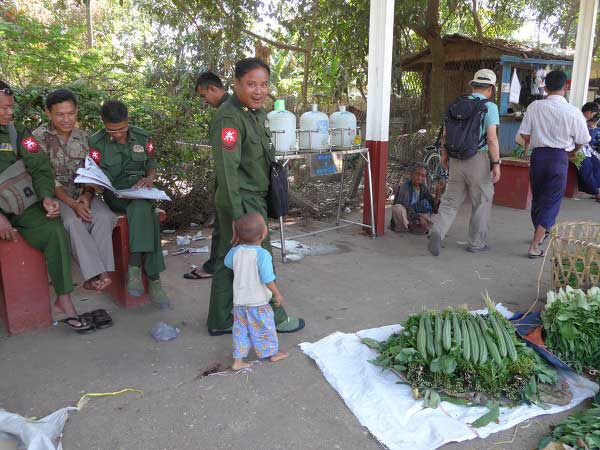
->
xmin=88 ymin=129 xmax=107 ymax=145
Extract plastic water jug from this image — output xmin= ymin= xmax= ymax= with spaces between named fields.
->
xmin=330 ymin=105 xmax=357 ymax=147
xmin=299 ymin=104 xmax=329 ymax=150
xmin=267 ymin=100 xmax=297 ymax=153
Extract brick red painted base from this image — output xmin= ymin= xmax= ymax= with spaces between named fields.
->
xmin=362 ymin=140 xmax=388 ymax=235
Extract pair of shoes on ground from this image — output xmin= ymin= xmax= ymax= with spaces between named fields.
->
xmin=209 ymin=317 xmax=306 ymax=336
xmin=428 ymin=231 xmax=489 ymax=255
xmin=127 ymin=266 xmax=171 ymax=310
xmin=59 ymin=308 xmax=113 ymax=334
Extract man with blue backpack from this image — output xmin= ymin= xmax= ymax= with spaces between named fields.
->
xmin=428 ymin=69 xmax=501 ymax=256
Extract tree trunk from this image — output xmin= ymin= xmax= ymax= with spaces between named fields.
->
xmin=428 ymin=35 xmax=445 ymax=127
xmin=471 ymin=0 xmax=483 ymax=38
xmin=301 ymin=0 xmax=320 ymax=109
xmin=85 ymin=0 xmax=94 ymax=49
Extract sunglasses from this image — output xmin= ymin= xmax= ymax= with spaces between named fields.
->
xmin=0 ymin=88 xmax=14 ymax=96
xmin=105 ymin=126 xmax=129 ymax=134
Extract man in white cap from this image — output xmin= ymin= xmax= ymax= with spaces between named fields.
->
xmin=428 ymin=68 xmax=501 ymax=256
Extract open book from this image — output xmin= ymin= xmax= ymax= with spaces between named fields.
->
xmin=74 ymin=156 xmax=171 ymax=201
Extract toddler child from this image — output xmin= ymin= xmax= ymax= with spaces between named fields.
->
xmin=224 ymin=212 xmax=289 ymax=370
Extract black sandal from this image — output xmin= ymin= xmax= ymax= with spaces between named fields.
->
xmin=183 ymin=269 xmax=213 ymax=280
xmin=59 ymin=315 xmax=95 ymax=334
xmin=91 ymin=309 xmax=113 ymax=329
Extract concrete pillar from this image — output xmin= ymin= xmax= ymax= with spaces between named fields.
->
xmin=570 ymin=0 xmax=599 ymax=108
xmin=363 ymin=0 xmax=395 ymax=236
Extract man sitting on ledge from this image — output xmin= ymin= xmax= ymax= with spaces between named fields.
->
xmin=0 ymin=80 xmax=92 ymax=333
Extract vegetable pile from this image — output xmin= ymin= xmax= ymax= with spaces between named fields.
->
xmin=542 ymin=287 xmax=600 ymax=373
xmin=538 ymin=396 xmax=600 ymax=450
xmin=363 ymin=300 xmax=559 ymax=408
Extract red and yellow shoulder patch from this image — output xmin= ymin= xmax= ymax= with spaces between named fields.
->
xmin=221 ymin=128 xmax=238 ymax=152
xmin=21 ymin=136 xmax=40 ymax=153
xmin=146 ymin=138 xmax=155 ymax=157
xmin=89 ymin=148 xmax=102 ymax=164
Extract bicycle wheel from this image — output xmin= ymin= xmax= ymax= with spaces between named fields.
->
xmin=423 ymin=151 xmax=446 ymax=193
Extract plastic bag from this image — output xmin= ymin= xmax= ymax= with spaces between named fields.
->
xmin=150 ymin=321 xmax=180 ymax=342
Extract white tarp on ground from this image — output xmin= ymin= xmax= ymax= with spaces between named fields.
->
xmin=300 ymin=323 xmax=599 ymax=450
xmin=0 ymin=407 xmax=76 ymax=450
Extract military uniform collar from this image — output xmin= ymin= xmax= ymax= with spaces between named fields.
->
xmin=218 ymin=92 xmax=230 ymax=107
xmin=45 ymin=122 xmax=85 ymax=141
xmin=231 ymin=93 xmax=264 ymax=114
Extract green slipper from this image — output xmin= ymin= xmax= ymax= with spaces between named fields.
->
xmin=276 ymin=316 xmax=306 ymax=333
xmin=149 ymin=279 xmax=171 ymax=310
xmin=127 ymin=266 xmax=144 ymax=297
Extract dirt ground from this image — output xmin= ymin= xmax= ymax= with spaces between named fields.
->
xmin=1 ymin=196 xmax=598 ymax=450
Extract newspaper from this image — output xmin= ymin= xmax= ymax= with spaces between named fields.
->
xmin=74 ymin=156 xmax=171 ymax=201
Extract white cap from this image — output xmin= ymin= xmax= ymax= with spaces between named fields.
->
xmin=469 ymin=69 xmax=497 ymax=87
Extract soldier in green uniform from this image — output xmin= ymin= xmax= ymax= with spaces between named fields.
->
xmin=207 ymin=58 xmax=305 ymax=335
xmin=183 ymin=71 xmax=230 ymax=280
xmin=88 ymin=100 xmax=169 ymax=308
xmin=0 ymin=81 xmax=92 ymax=333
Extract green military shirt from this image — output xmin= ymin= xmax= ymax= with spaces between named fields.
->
xmin=0 ymin=124 xmax=56 ymax=202
xmin=210 ymin=93 xmax=272 ymax=220
xmin=32 ymin=122 xmax=89 ymax=196
xmin=88 ymin=125 xmax=157 ymax=190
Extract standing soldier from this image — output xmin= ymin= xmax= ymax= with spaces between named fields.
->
xmin=33 ymin=89 xmax=117 ymax=291
xmin=183 ymin=71 xmax=230 ymax=280
xmin=89 ymin=100 xmax=169 ymax=308
xmin=0 ymin=81 xmax=92 ymax=333
xmin=206 ymin=58 xmax=304 ymax=335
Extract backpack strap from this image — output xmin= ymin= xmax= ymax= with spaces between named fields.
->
xmin=477 ymin=98 xmax=491 ymax=150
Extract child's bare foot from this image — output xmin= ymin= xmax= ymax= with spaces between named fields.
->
xmin=232 ymin=359 xmax=252 ymax=371
xmin=269 ymin=351 xmax=289 ymax=362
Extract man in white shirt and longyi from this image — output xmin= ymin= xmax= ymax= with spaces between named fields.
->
xmin=518 ymin=70 xmax=590 ymax=258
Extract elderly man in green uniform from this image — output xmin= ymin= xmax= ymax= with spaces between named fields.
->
xmin=207 ymin=58 xmax=304 ymax=335
xmin=89 ymin=100 xmax=169 ymax=308
xmin=183 ymin=71 xmax=230 ymax=280
xmin=0 ymin=81 xmax=91 ymax=333
xmin=33 ymin=88 xmax=117 ymax=292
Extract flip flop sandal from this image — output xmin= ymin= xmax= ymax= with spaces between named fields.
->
xmin=59 ymin=315 xmax=96 ymax=334
xmin=91 ymin=308 xmax=113 ymax=329
xmin=208 ymin=327 xmax=233 ymax=336
xmin=183 ymin=269 xmax=213 ymax=280
xmin=528 ymin=250 xmax=545 ymax=259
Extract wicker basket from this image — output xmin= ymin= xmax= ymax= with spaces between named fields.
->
xmin=550 ymin=222 xmax=600 ymax=290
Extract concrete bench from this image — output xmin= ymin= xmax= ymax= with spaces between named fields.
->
xmin=0 ymin=234 xmax=52 ymax=336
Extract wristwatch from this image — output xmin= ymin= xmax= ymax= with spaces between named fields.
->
xmin=490 ymin=160 xmax=501 ymax=165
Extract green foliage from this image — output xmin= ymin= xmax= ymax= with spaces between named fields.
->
xmin=538 ymin=396 xmax=600 ymax=450
xmin=542 ymin=287 xmax=600 ymax=373
xmin=365 ymin=306 xmax=558 ymax=406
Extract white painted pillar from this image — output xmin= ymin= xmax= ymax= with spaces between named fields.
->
xmin=365 ymin=0 xmax=395 ymax=142
xmin=363 ymin=0 xmax=395 ymax=235
xmin=570 ymin=0 xmax=599 ymax=108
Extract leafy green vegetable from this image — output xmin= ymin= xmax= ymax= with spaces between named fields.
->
xmin=538 ymin=398 xmax=600 ymax=450
xmin=470 ymin=402 xmax=500 ymax=428
xmin=542 ymin=287 xmax=600 ymax=373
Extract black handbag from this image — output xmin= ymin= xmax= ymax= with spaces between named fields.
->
xmin=266 ymin=159 xmax=289 ymax=219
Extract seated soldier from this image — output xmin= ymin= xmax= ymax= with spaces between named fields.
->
xmin=390 ymin=162 xmax=443 ymax=234
xmin=89 ymin=100 xmax=170 ymax=308
xmin=33 ymin=89 xmax=117 ymax=291
xmin=0 ymin=81 xmax=93 ymax=333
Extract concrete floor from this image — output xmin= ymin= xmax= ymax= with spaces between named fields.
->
xmin=1 ymin=197 xmax=599 ymax=450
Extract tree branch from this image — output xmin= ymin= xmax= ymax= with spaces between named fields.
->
xmin=471 ymin=0 xmax=483 ymax=38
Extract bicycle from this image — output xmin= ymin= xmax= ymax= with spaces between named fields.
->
xmin=422 ymin=127 xmax=448 ymax=194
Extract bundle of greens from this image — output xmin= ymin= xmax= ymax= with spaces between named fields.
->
xmin=542 ymin=287 xmax=600 ymax=373
xmin=538 ymin=396 xmax=600 ymax=450
xmin=363 ymin=300 xmax=559 ymax=409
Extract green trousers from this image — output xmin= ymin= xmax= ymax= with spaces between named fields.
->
xmin=202 ymin=213 xmax=219 ymax=275
xmin=104 ymin=193 xmax=165 ymax=277
xmin=207 ymin=194 xmax=289 ymax=330
xmin=11 ymin=204 xmax=73 ymax=295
